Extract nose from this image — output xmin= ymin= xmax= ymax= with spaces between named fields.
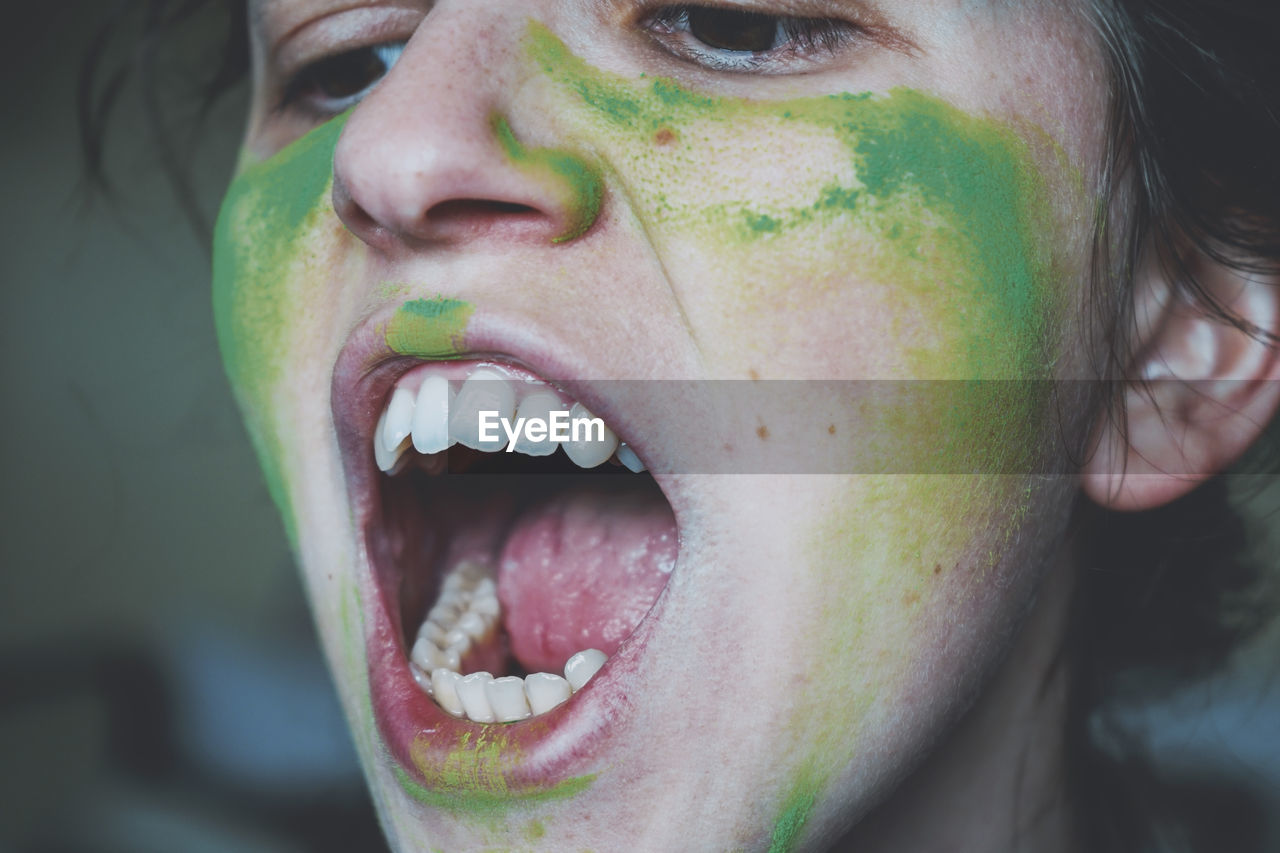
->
xmin=332 ymin=9 xmax=602 ymax=251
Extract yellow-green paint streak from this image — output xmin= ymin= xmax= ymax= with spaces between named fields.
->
xmin=393 ymin=765 xmax=594 ymax=817
xmin=212 ymin=111 xmax=350 ymax=539
xmin=491 ymin=115 xmax=603 ymax=243
xmin=769 ymin=776 xmax=820 ymax=853
xmin=524 ymin=21 xmax=1066 ymax=383
xmin=384 ymin=297 xmax=474 ymax=358
xmin=399 ymin=729 xmax=594 ymax=819
xmin=519 ymin=30 xmax=1080 ymax=842
xmin=524 ymin=23 xmax=1065 ymax=563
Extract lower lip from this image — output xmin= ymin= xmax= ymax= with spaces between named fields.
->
xmin=362 ymin=578 xmax=616 ymax=809
xmin=358 ymin=461 xmax=663 ymax=812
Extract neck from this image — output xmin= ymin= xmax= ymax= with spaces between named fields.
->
xmin=834 ymin=553 xmax=1079 ymax=853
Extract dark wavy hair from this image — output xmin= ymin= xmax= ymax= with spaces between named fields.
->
xmin=81 ymin=1 xmax=1280 ymax=850
xmin=1069 ymin=1 xmax=1279 ymax=850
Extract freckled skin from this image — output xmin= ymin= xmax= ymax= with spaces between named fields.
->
xmin=518 ymin=30 xmax=1080 ymax=840
xmin=222 ymin=5 xmax=1103 ymax=851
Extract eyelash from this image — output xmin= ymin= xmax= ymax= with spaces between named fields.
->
xmin=275 ymin=4 xmax=859 ymax=117
xmin=276 ymin=42 xmax=405 ymax=117
xmin=644 ymin=4 xmax=862 ymax=72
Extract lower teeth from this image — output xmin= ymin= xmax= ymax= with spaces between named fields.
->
xmin=409 ymin=560 xmax=607 ymax=723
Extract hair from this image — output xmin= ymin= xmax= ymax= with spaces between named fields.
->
xmin=81 ymin=1 xmax=1280 ymax=850
xmin=1067 ymin=2 xmax=1280 ymax=850
xmin=78 ymin=0 xmax=247 ymax=236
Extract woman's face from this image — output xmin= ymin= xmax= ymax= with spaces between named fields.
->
xmin=220 ymin=0 xmax=1107 ymax=849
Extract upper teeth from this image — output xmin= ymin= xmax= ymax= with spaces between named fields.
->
xmin=374 ymin=363 xmax=643 ymax=473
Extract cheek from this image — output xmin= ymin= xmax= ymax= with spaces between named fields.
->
xmin=211 ymin=113 xmax=352 ymax=538
xmin=535 ymin=32 xmax=1070 ymax=479
xmin=778 ymin=472 xmax=1052 ymax=792
xmin=213 ymin=116 xmax=392 ymax=759
xmin=532 ymin=32 xmax=1065 ymax=385
xmin=529 ymin=26 xmax=1082 ymax=814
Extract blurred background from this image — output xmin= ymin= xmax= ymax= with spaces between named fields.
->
xmin=1 ymin=2 xmax=1279 ymax=852
xmin=0 ymin=3 xmax=384 ymax=851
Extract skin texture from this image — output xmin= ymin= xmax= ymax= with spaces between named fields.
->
xmin=221 ymin=1 xmax=1110 ymax=850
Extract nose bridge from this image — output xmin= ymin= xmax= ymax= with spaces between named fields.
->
xmin=331 ymin=5 xmax=600 ymax=249
xmin=392 ymin=3 xmax=521 ymax=121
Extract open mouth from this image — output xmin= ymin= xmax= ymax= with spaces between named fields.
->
xmin=337 ymin=347 xmax=679 ymax=786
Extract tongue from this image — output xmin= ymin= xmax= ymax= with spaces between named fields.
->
xmin=497 ymin=485 xmax=677 ymax=674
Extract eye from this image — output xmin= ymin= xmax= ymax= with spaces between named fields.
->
xmin=645 ymin=4 xmax=861 ymax=71
xmin=280 ymin=43 xmax=405 ymax=115
xmin=683 ymin=7 xmax=781 ymax=52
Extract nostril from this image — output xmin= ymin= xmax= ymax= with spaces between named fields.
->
xmin=332 ymin=175 xmax=384 ymax=241
xmin=421 ymin=199 xmax=547 ymax=240
xmin=342 ymin=200 xmax=381 ymax=239
xmin=427 ymin=199 xmax=540 ymax=219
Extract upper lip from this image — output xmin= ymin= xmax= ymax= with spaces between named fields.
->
xmin=331 ymin=300 xmax=650 ymax=479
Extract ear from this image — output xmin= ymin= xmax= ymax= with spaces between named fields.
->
xmin=1082 ymin=247 xmax=1280 ymax=511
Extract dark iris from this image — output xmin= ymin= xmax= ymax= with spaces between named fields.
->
xmin=685 ymin=8 xmax=779 ymax=52
xmin=292 ymin=46 xmax=393 ymax=101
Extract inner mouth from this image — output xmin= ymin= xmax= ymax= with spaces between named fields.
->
xmin=365 ymin=362 xmax=677 ymax=725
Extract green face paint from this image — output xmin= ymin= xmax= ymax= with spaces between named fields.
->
xmin=215 ymin=21 xmax=1088 ymax=848
xmin=523 ymin=20 xmax=1076 ymax=491
xmin=212 ymin=112 xmax=350 ymax=537
xmin=385 ymin=297 xmax=474 ymax=358
xmin=768 ymin=770 xmax=820 ymax=853
xmin=518 ymin=24 xmax=1083 ymax=843
xmin=213 ymin=125 xmax=478 ymax=543
xmin=521 ymin=21 xmax=1072 ymax=474
xmin=525 ymin=23 xmax=1063 ymax=381
xmin=400 ymin=729 xmax=594 ymax=820
xmin=492 ymin=116 xmax=603 ymax=244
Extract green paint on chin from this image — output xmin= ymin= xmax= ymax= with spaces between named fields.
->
xmin=396 ymin=727 xmax=594 ymax=818
xmin=394 ymin=763 xmax=593 ymax=816
xmin=492 ymin=116 xmax=603 ymax=243
xmin=384 ymin=297 xmax=475 ymax=358
xmin=769 ymin=776 xmax=820 ymax=852
xmin=211 ymin=110 xmax=351 ymax=541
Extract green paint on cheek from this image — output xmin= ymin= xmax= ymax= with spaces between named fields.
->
xmin=525 ymin=22 xmax=1068 ymax=476
xmin=745 ymin=212 xmax=782 ymax=234
xmin=211 ymin=112 xmax=350 ymax=536
xmin=397 ymin=729 xmax=594 ymax=819
xmin=492 ymin=116 xmax=603 ymax=243
xmin=524 ymin=22 xmax=1063 ymax=382
xmin=384 ymin=297 xmax=475 ymax=358
xmin=769 ymin=776 xmax=819 ymax=853
xmin=525 ymin=24 xmax=1072 ymax=837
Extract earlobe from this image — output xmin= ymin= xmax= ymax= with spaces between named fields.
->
xmin=1082 ymin=250 xmax=1280 ymax=511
